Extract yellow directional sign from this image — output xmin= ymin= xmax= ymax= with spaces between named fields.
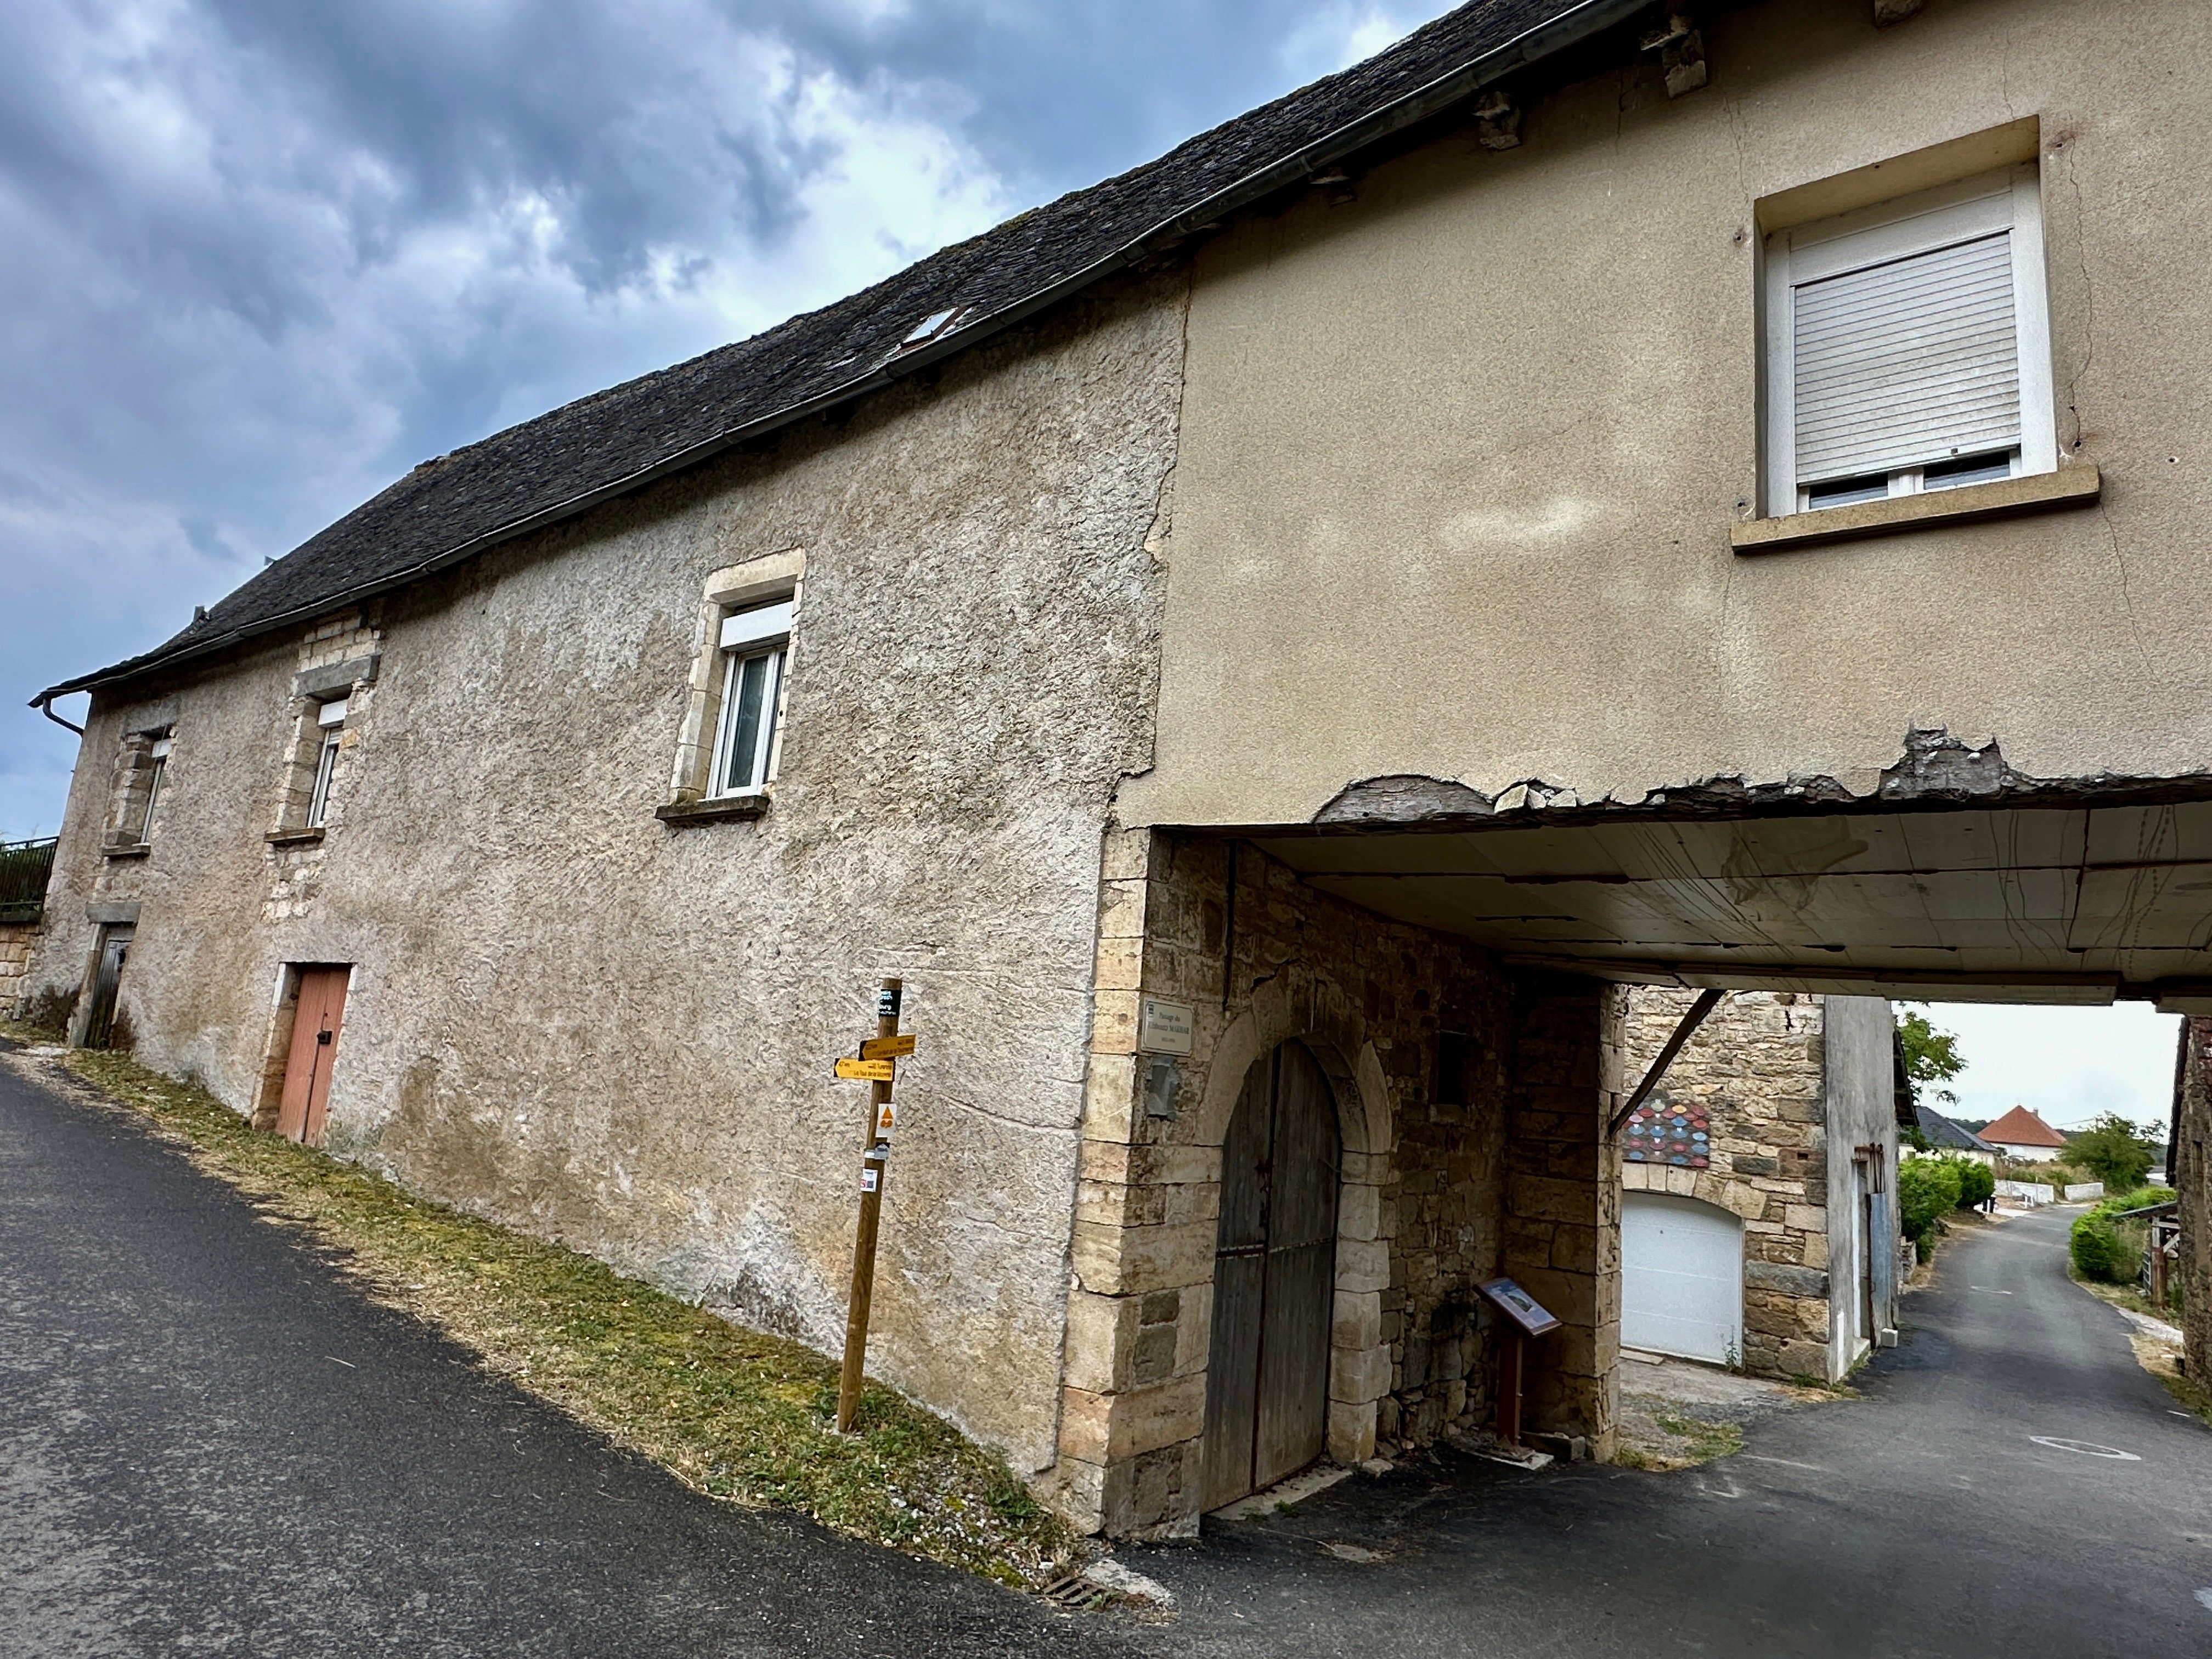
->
xmin=860 ymin=1034 xmax=916 ymax=1061
xmin=834 ymin=1057 xmax=895 ymax=1082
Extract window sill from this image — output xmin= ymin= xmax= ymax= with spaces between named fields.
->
xmin=101 ymin=842 xmax=151 ymax=861
xmin=656 ymin=794 xmax=770 ymax=828
xmin=1731 ymin=464 xmax=2101 ymax=554
xmin=266 ymin=828 xmax=327 ymax=848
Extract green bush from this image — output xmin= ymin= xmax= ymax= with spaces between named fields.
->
xmin=1899 ymin=1156 xmax=1963 ymax=1260
xmin=2095 ymin=1186 xmax=2169 ymax=1216
xmin=2070 ymin=1211 xmax=2141 ymax=1283
xmin=2066 ymin=1115 xmax=2157 ymax=1193
xmin=1953 ymin=1160 xmax=1995 ymax=1209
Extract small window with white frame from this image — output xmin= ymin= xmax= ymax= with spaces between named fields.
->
xmin=1764 ymin=163 xmax=2055 ymax=516
xmin=709 ymin=598 xmax=792 ymax=797
xmin=307 ymin=696 xmax=347 ymax=827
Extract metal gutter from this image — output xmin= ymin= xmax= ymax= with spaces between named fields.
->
xmin=34 ymin=0 xmax=1649 ymax=708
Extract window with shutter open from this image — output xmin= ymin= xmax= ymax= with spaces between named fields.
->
xmin=1764 ymin=165 xmax=2055 ymax=517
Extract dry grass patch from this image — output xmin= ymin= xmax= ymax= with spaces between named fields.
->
xmin=3 ymin=1031 xmax=1073 ymax=1588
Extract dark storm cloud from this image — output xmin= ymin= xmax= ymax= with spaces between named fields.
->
xmin=1 ymin=0 xmax=1436 ymax=836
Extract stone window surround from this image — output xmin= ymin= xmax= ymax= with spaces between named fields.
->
xmin=667 ymin=549 xmax=804 ymax=813
xmin=269 ymin=654 xmax=379 ymax=843
xmin=101 ymin=724 xmax=173 ymax=856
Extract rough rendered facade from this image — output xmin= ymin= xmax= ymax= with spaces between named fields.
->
xmin=27 ymin=278 xmax=1188 ymax=1471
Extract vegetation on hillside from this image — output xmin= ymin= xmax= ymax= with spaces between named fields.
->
xmin=2063 ymin=1115 xmax=2159 ymax=1193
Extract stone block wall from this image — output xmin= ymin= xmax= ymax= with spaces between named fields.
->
xmin=2176 ymin=1017 xmax=2211 ymax=1389
xmin=1502 ymin=978 xmax=1624 ymax=1449
xmin=0 ymin=923 xmax=42 ymax=1020
xmin=1621 ymin=989 xmax=1832 ymax=1379
xmin=1053 ymin=830 xmax=1617 ymax=1536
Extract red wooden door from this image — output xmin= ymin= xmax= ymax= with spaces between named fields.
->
xmin=275 ymin=967 xmax=349 ymax=1145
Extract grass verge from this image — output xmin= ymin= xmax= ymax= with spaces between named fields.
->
xmin=0 ymin=1026 xmax=1073 ymax=1588
xmin=1612 ymin=1400 xmax=1748 ymax=1470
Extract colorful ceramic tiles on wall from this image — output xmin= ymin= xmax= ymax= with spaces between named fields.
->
xmin=1623 ymin=1099 xmax=1710 ymax=1168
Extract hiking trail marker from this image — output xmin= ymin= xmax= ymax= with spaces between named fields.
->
xmin=834 ymin=978 xmax=914 ymax=1433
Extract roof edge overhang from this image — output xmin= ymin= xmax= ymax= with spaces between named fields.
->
xmin=35 ymin=0 xmax=1650 ymax=711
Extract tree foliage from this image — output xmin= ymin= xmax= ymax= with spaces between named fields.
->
xmin=1898 ymin=1156 xmax=1963 ymax=1259
xmin=1953 ymin=1159 xmax=1995 ymax=1209
xmin=2064 ymin=1114 xmax=2155 ymax=1192
xmin=1897 ymin=1006 xmax=1965 ymax=1104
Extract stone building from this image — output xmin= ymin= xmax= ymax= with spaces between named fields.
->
xmin=2170 ymin=1020 xmax=2210 ymax=1388
xmin=24 ymin=0 xmax=2212 ymax=1538
xmin=1619 ymin=990 xmax=1900 ymax=1383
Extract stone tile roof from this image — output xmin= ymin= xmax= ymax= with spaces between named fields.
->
xmin=1979 ymin=1104 xmax=2068 ymax=1149
xmin=38 ymin=0 xmax=1644 ymax=704
xmin=1915 ymin=1104 xmax=1996 ymax=1154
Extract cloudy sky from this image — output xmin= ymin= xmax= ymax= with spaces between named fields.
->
xmin=5 ymin=3 xmax=2185 ymax=1123
xmin=2 ymin=0 xmax=1434 ymax=839
xmin=1920 ymin=1001 xmax=2179 ymax=1138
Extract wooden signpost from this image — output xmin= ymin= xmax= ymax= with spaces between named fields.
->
xmin=1476 ymin=1277 xmax=1561 ymax=1450
xmin=834 ymin=977 xmax=912 ymax=1434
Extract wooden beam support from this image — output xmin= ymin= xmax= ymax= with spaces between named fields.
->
xmin=1608 ymin=988 xmax=1724 ymax=1137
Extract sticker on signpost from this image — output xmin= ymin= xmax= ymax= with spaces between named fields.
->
xmin=861 ymin=1168 xmax=879 ymax=1193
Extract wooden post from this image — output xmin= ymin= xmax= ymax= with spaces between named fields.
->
xmin=836 ymin=977 xmax=901 ymax=1434
xmin=1495 ymin=1327 xmax=1525 ymax=1448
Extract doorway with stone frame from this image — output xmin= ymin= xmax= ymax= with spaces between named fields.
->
xmin=1047 ymin=828 xmax=1623 ymax=1539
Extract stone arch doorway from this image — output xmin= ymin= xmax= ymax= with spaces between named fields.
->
xmin=1200 ymin=1037 xmax=1342 ymax=1510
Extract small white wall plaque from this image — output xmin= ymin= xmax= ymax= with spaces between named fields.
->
xmin=1137 ymin=996 xmax=1194 ymax=1056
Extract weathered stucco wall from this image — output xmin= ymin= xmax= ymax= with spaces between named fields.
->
xmin=26 ymin=274 xmax=1189 ymax=1469
xmin=1123 ymin=0 xmax=2212 ymax=830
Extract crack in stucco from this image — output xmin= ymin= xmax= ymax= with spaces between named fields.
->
xmin=1311 ymin=726 xmax=2212 ymax=832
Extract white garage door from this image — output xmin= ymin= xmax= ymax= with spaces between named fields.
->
xmin=1622 ymin=1192 xmax=1743 ymax=1365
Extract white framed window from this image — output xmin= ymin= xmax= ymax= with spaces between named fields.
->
xmin=709 ymin=599 xmax=791 ymax=797
xmin=307 ymin=696 xmax=347 ymax=828
xmin=1764 ymin=164 xmax=2055 ymax=517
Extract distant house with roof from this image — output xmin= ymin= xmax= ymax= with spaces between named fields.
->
xmin=1980 ymin=1106 xmax=2068 ymax=1163
xmin=1916 ymin=1104 xmax=1996 ymax=1166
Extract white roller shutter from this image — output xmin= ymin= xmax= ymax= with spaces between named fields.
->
xmin=1791 ymin=230 xmax=2021 ymax=485
xmin=1622 ymin=1192 xmax=1743 ymax=1365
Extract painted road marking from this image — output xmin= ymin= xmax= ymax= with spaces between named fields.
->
xmin=1744 ymin=1455 xmax=1830 ymax=1473
xmin=2195 ymin=1588 xmax=2212 ymax=1613
xmin=1968 ymin=1286 xmax=2014 ymax=1295
xmin=2029 ymin=1435 xmax=2140 ymax=1460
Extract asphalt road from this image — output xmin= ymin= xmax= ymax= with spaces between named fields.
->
xmin=1126 ymin=1203 xmax=2212 ymax=1657
xmin=0 ymin=1054 xmax=1143 ymax=1659
xmin=6 ymin=1046 xmax=2209 ymax=1657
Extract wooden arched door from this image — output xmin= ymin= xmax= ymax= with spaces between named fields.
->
xmin=1201 ymin=1039 xmax=1341 ymax=1510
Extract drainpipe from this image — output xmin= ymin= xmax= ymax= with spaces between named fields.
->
xmin=34 ymin=693 xmax=85 ymax=737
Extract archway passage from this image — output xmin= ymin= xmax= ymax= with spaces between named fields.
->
xmin=1202 ymin=1038 xmax=1341 ymax=1510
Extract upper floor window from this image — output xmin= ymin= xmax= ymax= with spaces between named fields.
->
xmin=1764 ymin=164 xmax=2055 ymax=516
xmin=710 ymin=599 xmax=791 ymax=798
xmin=307 ymin=696 xmax=347 ymax=828
xmin=107 ymin=726 xmax=172 ymax=853
xmin=136 ymin=736 xmax=172 ymax=840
